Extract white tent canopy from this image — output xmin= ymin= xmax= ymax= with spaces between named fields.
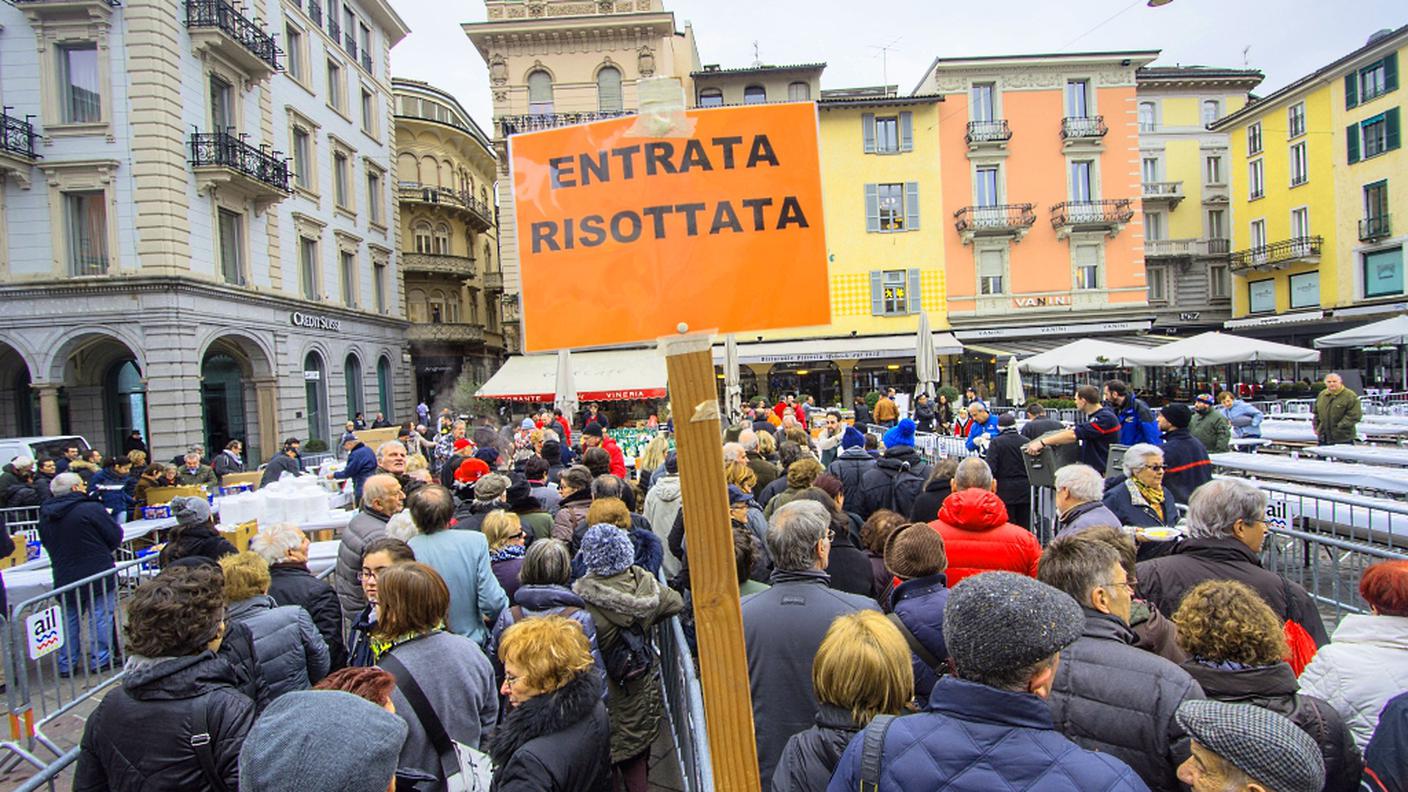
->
xmin=1314 ymin=315 xmax=1408 ymax=348
xmin=1018 ymin=338 xmax=1150 ymax=375
xmin=1125 ymin=331 xmax=1319 ymax=366
xmin=478 ymin=348 xmax=667 ymax=402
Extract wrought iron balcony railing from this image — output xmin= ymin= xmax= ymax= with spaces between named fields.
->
xmin=954 ymin=204 xmax=1035 ymax=235
xmin=1229 ymin=236 xmax=1323 ymax=272
xmin=327 ymin=14 xmax=340 ymax=43
xmin=1050 ymin=199 xmax=1133 ymax=229
xmin=189 ymin=130 xmax=291 ymax=192
xmin=360 ymin=49 xmax=373 ymax=73
xmin=1061 ymin=115 xmax=1107 ymax=139
xmin=408 ymin=323 xmax=486 ymax=345
xmin=1142 ymin=181 xmax=1184 ymax=199
xmin=497 ymin=110 xmax=636 ymax=137
xmin=344 ymin=32 xmax=357 ymax=60
xmin=397 ymin=183 xmax=494 ymax=230
xmin=1360 ymin=215 xmax=1391 ymax=242
xmin=306 ymin=0 xmax=321 ymax=25
xmin=185 ymin=0 xmax=281 ymax=71
xmin=965 ymin=120 xmax=1011 ymax=144
xmin=0 ymin=109 xmax=40 ymax=160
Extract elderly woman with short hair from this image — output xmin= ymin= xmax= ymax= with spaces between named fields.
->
xmin=1101 ymin=444 xmax=1180 ymax=556
xmin=220 ymin=551 xmax=331 ymax=699
xmin=1054 ymin=464 xmax=1122 ymax=537
xmin=1136 ymin=478 xmax=1329 ymax=649
xmin=253 ymin=522 xmax=345 ymax=670
xmin=488 ymin=538 xmax=605 ymax=682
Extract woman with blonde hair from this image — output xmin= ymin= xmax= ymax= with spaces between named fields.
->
xmin=636 ymin=434 xmax=671 ymax=492
xmin=483 ymin=509 xmax=527 ymax=602
xmin=757 ymin=428 xmax=779 ymax=463
xmin=772 ymin=610 xmax=914 ymax=792
xmin=219 ymin=551 xmax=330 ymax=698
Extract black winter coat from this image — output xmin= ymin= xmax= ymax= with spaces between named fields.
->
xmin=908 ymin=477 xmax=952 ymax=523
xmin=159 ymin=522 xmax=238 ymax=567
xmin=453 ymin=498 xmax=500 ymax=533
xmin=268 ymin=562 xmax=347 ymax=670
xmin=1182 ymin=661 xmax=1363 ymax=792
xmin=259 ymin=453 xmax=302 ymax=488
xmin=1021 ymin=417 xmax=1065 ymax=441
xmin=986 ymin=429 xmax=1031 ymax=526
xmin=0 ymin=518 xmax=14 ymax=615
xmin=1159 ymin=428 xmax=1213 ymax=504
xmin=770 ymin=704 xmax=863 ymax=792
xmin=853 ymin=446 xmax=930 ymax=521
xmin=826 ymin=448 xmax=875 ymax=516
xmin=216 ymin=619 xmax=270 ymax=713
xmin=73 ymin=653 xmax=256 ymax=792
xmin=37 ymin=490 xmax=121 ymax=587
xmin=489 ymin=670 xmax=612 ymax=792
xmin=824 ymin=526 xmax=875 ymax=598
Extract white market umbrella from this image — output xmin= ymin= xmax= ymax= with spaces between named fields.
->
xmin=1004 ymin=355 xmax=1026 ymax=406
xmin=554 ymin=349 xmax=578 ymax=421
xmin=1018 ymin=338 xmax=1146 ymax=375
xmin=1126 ymin=331 xmax=1319 ymax=367
xmin=914 ymin=311 xmax=938 ymax=399
xmin=1316 ymin=314 xmax=1408 ymax=390
xmin=723 ymin=334 xmax=743 ymax=425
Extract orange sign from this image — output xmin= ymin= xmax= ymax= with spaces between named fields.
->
xmin=510 ymin=102 xmax=830 ymax=352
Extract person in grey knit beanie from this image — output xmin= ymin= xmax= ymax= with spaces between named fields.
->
xmin=239 ymin=689 xmax=408 ymax=792
xmin=943 ymin=570 xmax=1084 ymax=690
xmin=578 ymin=523 xmax=635 ymax=577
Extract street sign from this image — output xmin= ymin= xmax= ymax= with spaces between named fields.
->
xmin=26 ymin=605 xmax=64 ymax=660
xmin=510 ymin=102 xmax=830 ymax=352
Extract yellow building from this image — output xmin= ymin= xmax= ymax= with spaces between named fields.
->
xmin=1212 ymin=25 xmax=1405 ymax=365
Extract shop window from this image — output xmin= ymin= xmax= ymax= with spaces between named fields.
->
xmin=1364 ymin=247 xmax=1405 ymax=298
xmin=1288 ymin=271 xmax=1319 ymax=309
xmin=1248 ymin=279 xmax=1275 ymax=313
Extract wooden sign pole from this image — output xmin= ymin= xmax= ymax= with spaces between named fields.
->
xmin=661 ymin=333 xmax=761 ymax=791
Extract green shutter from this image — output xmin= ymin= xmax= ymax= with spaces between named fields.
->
xmin=1346 ymin=72 xmax=1359 ymax=109
xmin=899 ymin=111 xmax=914 ymax=152
xmin=870 ymin=271 xmax=884 ymax=315
xmin=1347 ymin=123 xmax=1361 ymax=163
xmin=1387 ymin=107 xmax=1402 ymax=152
xmin=865 ymin=183 xmax=880 ymax=232
xmin=905 ymin=182 xmax=920 ymax=231
xmin=862 ymin=113 xmax=876 ymax=154
xmin=1385 ymin=52 xmax=1399 ymax=93
xmin=907 ymin=268 xmax=922 ymax=314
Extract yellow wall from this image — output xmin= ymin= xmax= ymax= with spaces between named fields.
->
xmin=1145 ymin=92 xmax=1249 ymax=242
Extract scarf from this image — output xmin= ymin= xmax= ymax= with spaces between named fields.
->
xmin=491 ymin=544 xmax=527 ymax=563
xmin=1129 ymin=477 xmax=1165 ymax=521
xmin=370 ymin=628 xmax=441 ymax=661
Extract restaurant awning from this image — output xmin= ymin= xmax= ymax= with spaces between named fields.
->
xmin=476 ymin=348 xmax=668 ymax=402
xmin=1018 ymin=338 xmax=1158 ymax=375
xmin=1125 ymin=331 xmax=1319 ymax=366
xmin=713 ymin=332 xmax=963 ymax=365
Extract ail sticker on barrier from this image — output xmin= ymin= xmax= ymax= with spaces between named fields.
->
xmin=27 ymin=605 xmax=64 ymax=660
xmin=510 ymin=102 xmax=831 ymax=352
xmin=1265 ymin=494 xmax=1302 ymax=532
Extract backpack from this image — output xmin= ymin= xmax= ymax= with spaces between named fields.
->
xmin=884 ymin=462 xmax=927 ymax=516
xmin=603 ymin=621 xmax=654 ymax=686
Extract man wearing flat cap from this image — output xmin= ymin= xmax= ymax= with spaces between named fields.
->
xmin=828 ymin=572 xmax=1148 ymax=791
xmin=1175 ymin=699 xmax=1325 ymax=792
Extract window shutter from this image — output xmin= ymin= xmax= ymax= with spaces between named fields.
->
xmin=862 ymin=113 xmax=876 ymax=154
xmin=907 ymin=268 xmax=922 ymax=314
xmin=1385 ymin=53 xmax=1399 ymax=93
xmin=865 ymin=184 xmax=880 ymax=232
xmin=1345 ymin=72 xmax=1359 ymax=109
xmin=1387 ymin=107 xmax=1402 ymax=152
xmin=870 ymin=271 xmax=884 ymax=316
xmin=904 ymin=182 xmax=920 ymax=231
xmin=899 ymin=111 xmax=914 ymax=152
xmin=1347 ymin=123 xmax=1361 ymax=163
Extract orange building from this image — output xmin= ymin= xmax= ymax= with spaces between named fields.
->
xmin=915 ymin=52 xmax=1158 ymax=376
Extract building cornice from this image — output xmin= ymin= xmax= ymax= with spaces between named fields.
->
xmin=464 ymin=12 xmax=677 ymax=59
xmin=916 ymin=50 xmax=1159 ymax=95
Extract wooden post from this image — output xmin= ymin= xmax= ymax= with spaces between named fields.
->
xmin=661 ymin=334 xmax=761 ymax=791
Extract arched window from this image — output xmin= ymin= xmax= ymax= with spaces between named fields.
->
xmin=428 ymin=290 xmax=447 ymax=324
xmin=480 ymin=186 xmax=489 ymax=207
xmin=1201 ymin=99 xmax=1221 ymax=126
xmin=787 ymin=81 xmax=811 ymax=101
xmin=597 ymin=65 xmax=623 ymax=113
xmin=105 ymin=359 xmax=147 ymax=455
xmin=407 ymin=288 xmax=427 ymax=323
xmin=433 ymin=223 xmax=450 ymax=255
xmin=303 ymin=351 xmax=327 ymax=445
xmin=483 ymin=242 xmax=493 ymax=272
xmin=376 ymin=357 xmax=392 ymax=417
xmin=344 ymin=354 xmax=363 ymax=418
xmin=1138 ymin=101 xmax=1157 ymax=132
xmin=698 ymin=88 xmax=723 ymax=108
xmin=413 ymin=221 xmax=433 ymax=254
xmin=743 ymin=85 xmax=766 ymax=105
xmin=527 ymin=70 xmax=553 ymax=115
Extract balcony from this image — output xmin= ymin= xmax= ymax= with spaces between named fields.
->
xmin=497 ymin=110 xmax=636 ymax=137
xmin=1205 ymin=238 xmax=1231 ymax=256
xmin=1141 ymin=180 xmax=1184 ymax=209
xmin=402 ymin=252 xmax=476 ymax=278
xmin=306 ymin=0 xmax=321 ymax=25
xmin=1229 ymin=236 xmax=1323 ymax=273
xmin=15 ymin=0 xmax=119 ymax=21
xmin=360 ymin=49 xmax=373 ymax=73
xmin=397 ymin=183 xmax=494 ymax=232
xmin=185 ymin=0 xmax=281 ymax=81
xmin=408 ymin=323 xmax=486 ymax=345
xmin=327 ymin=14 xmax=340 ymax=44
xmin=953 ymin=204 xmax=1036 ymax=244
xmin=1061 ymin=115 xmax=1106 ymax=149
xmin=965 ymin=120 xmax=1011 ymax=151
xmin=344 ymin=32 xmax=357 ymax=60
xmin=189 ymin=130 xmax=291 ymax=212
xmin=483 ymin=271 xmax=504 ymax=290
xmin=1145 ymin=238 xmax=1198 ymax=260
xmin=1361 ymin=215 xmax=1392 ymax=242
xmin=1050 ymin=199 xmax=1133 ymax=239
xmin=0 ymin=109 xmax=40 ymax=187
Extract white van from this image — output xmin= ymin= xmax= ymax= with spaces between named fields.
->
xmin=0 ymin=435 xmax=93 ymax=467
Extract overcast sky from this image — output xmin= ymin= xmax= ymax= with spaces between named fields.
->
xmin=391 ymin=0 xmax=1404 ymax=126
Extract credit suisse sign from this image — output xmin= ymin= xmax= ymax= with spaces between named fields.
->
xmin=291 ymin=312 xmax=342 ymax=332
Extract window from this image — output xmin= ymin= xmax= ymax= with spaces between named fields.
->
xmin=373 ymin=261 xmax=386 ymax=312
xmin=326 ymin=59 xmax=344 ymax=110
xmin=340 ymin=250 xmax=356 ymax=307
xmin=1247 ymin=122 xmax=1262 ymax=155
xmin=698 ymin=89 xmax=723 ymax=107
xmin=366 ymin=170 xmax=382 ymax=225
xmin=1352 ymin=110 xmax=1401 ymax=161
xmin=1144 ymin=212 xmax=1165 ymax=241
xmin=978 ymin=250 xmax=1004 ymax=295
xmin=1249 ymin=279 xmax=1275 ymax=313
xmin=1138 ymin=102 xmax=1156 ymax=132
xmin=433 ymin=224 xmax=450 ymax=255
xmin=1209 ymin=262 xmax=1230 ymax=300
xmin=64 ymin=191 xmax=108 ymax=276
xmin=1065 ymin=80 xmax=1090 ymax=118
xmin=1205 ymin=154 xmax=1223 ymax=185
xmin=1288 ymin=102 xmax=1306 ymax=138
xmin=344 ymin=355 xmax=363 ymax=417
xmin=286 ymin=24 xmax=304 ymax=81
xmin=1141 ymin=156 xmax=1160 ymax=184
xmin=292 ymin=127 xmax=312 ymax=189
xmin=1249 ymin=159 xmax=1264 ymax=199
xmin=210 ymin=75 xmax=234 ymax=131
xmin=360 ymin=88 xmax=375 ymax=133
xmin=975 ymin=167 xmax=999 ymax=207
xmin=217 ymin=209 xmax=243 ymax=285
xmin=527 ymin=70 xmax=553 ymax=115
xmin=1364 ymin=247 xmax=1405 ymax=298
xmin=377 ymin=357 xmax=392 ymax=417
xmin=1148 ymin=266 xmax=1167 ymax=302
xmin=333 ymin=151 xmax=350 ymax=208
xmin=788 ymin=82 xmax=811 ymax=101
xmin=971 ymin=83 xmax=995 ymax=122
xmin=597 ymin=66 xmax=623 ymax=113
xmin=1251 ymin=219 xmax=1267 ymax=250
xmin=1365 ymin=180 xmax=1389 ymax=221
xmin=1289 ymin=141 xmax=1308 ymax=186
xmin=413 ymin=222 xmax=432 ymax=254
xmin=1291 ymin=207 xmax=1311 ymax=252
xmin=1348 ymin=54 xmax=1397 ymax=108
xmin=1207 ymin=209 xmax=1226 ymax=240
xmin=359 ymin=24 xmax=372 ymax=72
xmin=1201 ymin=100 xmax=1220 ymax=127
xmin=863 ymin=112 xmax=912 ymax=154
xmin=865 ymin=182 xmax=919 ymax=233
xmin=299 ymin=236 xmax=318 ymax=299
xmin=871 ymin=269 xmax=919 ymax=315
xmin=59 ymin=44 xmax=100 ymax=124
xmin=744 ymin=85 xmax=766 ymax=105
xmin=1074 ymin=244 xmax=1100 ymax=290
xmin=875 ymin=116 xmax=899 ymax=153
xmin=1070 ymin=160 xmax=1093 ymax=202
xmin=1289 ymin=271 xmax=1320 ymax=309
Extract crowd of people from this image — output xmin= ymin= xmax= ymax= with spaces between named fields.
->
xmin=14 ymin=374 xmax=1407 ymax=792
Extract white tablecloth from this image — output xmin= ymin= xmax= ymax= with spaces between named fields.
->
xmin=308 ymin=539 xmax=339 ymax=578
xmin=1303 ymin=445 xmax=1408 ymax=467
xmin=1211 ymin=451 xmax=1408 ymax=494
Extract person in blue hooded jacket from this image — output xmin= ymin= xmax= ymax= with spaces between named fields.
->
xmin=332 ymin=433 xmax=378 ymax=503
xmin=963 ymin=402 xmax=1001 ymax=453
xmin=1105 ymin=380 xmax=1162 ymax=447
xmin=88 ymin=455 xmax=135 ymax=523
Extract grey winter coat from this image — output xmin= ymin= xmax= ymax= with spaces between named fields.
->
xmin=1057 ymin=499 xmax=1123 ymax=536
xmin=225 ymin=595 xmax=330 ymax=700
xmin=335 ymin=506 xmax=391 ymax=631
xmin=742 ymin=569 xmax=880 ymax=792
xmin=1047 ymin=610 xmax=1204 ymax=792
xmin=771 ymin=704 xmax=863 ymax=792
xmin=643 ymin=473 xmax=683 ymax=577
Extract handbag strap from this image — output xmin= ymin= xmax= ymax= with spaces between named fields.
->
xmin=858 ymin=713 xmax=896 ymax=792
xmin=190 ymin=696 xmax=229 ymax=792
xmin=886 ymin=612 xmax=943 ymax=671
xmin=380 ymin=650 xmax=456 ymax=772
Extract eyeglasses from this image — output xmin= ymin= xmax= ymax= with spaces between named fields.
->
xmin=509 ymin=532 xmax=527 ymax=541
xmin=825 ymin=529 xmax=836 ymax=542
xmin=1142 ymin=464 xmax=1167 ymax=472
xmin=504 ymin=671 xmax=522 ymax=687
xmin=1098 ymin=578 xmax=1137 ymax=593
xmin=358 ymin=567 xmax=388 ymax=581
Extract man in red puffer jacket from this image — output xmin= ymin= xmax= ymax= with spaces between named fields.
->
xmin=929 ymin=457 xmax=1041 ymax=586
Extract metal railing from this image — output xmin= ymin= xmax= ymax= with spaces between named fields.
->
xmin=306 ymin=0 xmax=321 ymax=25
xmin=965 ymin=119 xmax=1011 ymax=144
xmin=1050 ymin=199 xmax=1133 ymax=228
xmin=1229 ymin=235 xmax=1322 ymax=272
xmin=497 ymin=110 xmax=636 ymax=136
xmin=360 ymin=49 xmax=373 ymax=73
xmin=1 ymin=109 xmax=41 ymax=160
xmin=189 ymin=130 xmax=292 ymax=192
xmin=327 ymin=13 xmax=340 ymax=43
xmin=298 ymin=451 xmax=335 ymax=471
xmin=953 ymin=204 xmax=1036 ymax=236
xmin=343 ymin=31 xmax=357 ymax=60
xmin=1061 ymin=115 xmax=1107 ymax=139
xmin=1261 ymin=525 xmax=1408 ymax=625
xmin=10 ymin=747 xmax=79 ymax=792
xmin=1360 ymin=215 xmax=1391 ymax=242
xmin=656 ymin=610 xmax=713 ymax=792
xmin=396 ymin=183 xmax=493 ymax=228
xmin=184 ymin=0 xmax=282 ymax=70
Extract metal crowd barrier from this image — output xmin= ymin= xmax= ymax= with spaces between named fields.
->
xmin=298 ymin=452 xmax=335 ymax=472
xmin=656 ymin=611 xmax=713 ymax=792
xmin=1 ymin=506 xmax=43 ymax=563
xmin=1260 ymin=525 xmax=1408 ymax=625
xmin=10 ymin=746 xmax=78 ymax=792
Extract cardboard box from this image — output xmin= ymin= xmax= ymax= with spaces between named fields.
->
xmin=219 ymin=520 xmax=259 ymax=553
